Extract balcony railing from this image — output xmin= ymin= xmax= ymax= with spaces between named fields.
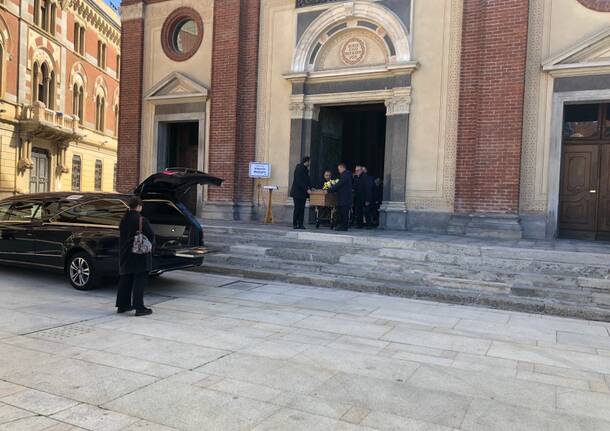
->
xmin=18 ymin=102 xmax=82 ymax=135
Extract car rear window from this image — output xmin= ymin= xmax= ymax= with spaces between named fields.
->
xmin=52 ymin=199 xmax=127 ymax=227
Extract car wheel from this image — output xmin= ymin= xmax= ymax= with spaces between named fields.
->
xmin=67 ymin=252 xmax=99 ymax=290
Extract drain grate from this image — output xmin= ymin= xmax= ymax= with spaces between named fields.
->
xmin=31 ymin=324 xmax=95 ymax=340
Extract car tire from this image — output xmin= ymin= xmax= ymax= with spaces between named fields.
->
xmin=67 ymin=252 xmax=99 ymax=291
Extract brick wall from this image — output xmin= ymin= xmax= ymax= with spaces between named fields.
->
xmin=208 ymin=0 xmax=260 ymax=204
xmin=116 ymin=5 xmax=144 ymax=193
xmin=454 ymin=0 xmax=530 ymax=214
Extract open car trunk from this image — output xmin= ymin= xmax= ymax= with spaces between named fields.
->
xmin=134 ymin=168 xmax=223 ymax=201
xmin=142 ymin=199 xmax=211 ymax=260
xmin=137 ymin=169 xmax=223 ymax=261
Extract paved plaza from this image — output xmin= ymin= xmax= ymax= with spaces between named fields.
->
xmin=2 ymin=269 xmax=610 ymax=430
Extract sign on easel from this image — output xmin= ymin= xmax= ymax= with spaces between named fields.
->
xmin=249 ymin=162 xmax=271 ymax=179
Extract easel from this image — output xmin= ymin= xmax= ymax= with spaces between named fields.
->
xmin=263 ymin=185 xmax=278 ymax=224
xmin=250 ymin=162 xmax=274 ymax=224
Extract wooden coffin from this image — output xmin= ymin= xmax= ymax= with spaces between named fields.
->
xmin=310 ymin=190 xmax=337 ymax=207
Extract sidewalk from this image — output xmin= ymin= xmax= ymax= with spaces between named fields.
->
xmin=2 ymin=268 xmax=610 ymax=430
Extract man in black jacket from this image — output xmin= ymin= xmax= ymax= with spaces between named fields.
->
xmin=361 ymin=166 xmax=374 ymax=228
xmin=116 ymin=196 xmax=156 ymax=316
xmin=328 ymin=162 xmax=353 ymax=231
xmin=290 ymin=156 xmax=311 ymax=229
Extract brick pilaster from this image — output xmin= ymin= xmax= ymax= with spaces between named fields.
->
xmin=117 ymin=0 xmax=145 ymax=193
xmin=208 ymin=0 xmax=260 ymax=205
xmin=454 ymin=0 xmax=530 ymax=214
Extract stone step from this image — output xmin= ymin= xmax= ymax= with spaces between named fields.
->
xmin=203 ymin=226 xmax=610 ymax=273
xmin=193 ymin=261 xmax=610 ymax=322
xmin=199 ymin=222 xmax=610 ymax=321
xmin=206 ymin=237 xmax=608 ymax=283
xmin=204 ymin=251 xmax=585 ymax=298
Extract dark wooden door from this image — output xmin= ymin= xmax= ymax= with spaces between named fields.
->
xmin=597 ymin=145 xmax=610 ymax=236
xmin=559 ymin=144 xmax=599 ymax=236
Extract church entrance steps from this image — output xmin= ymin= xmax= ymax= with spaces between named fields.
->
xmin=195 ymin=221 xmax=610 ymax=321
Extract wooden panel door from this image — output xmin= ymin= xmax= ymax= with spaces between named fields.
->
xmin=30 ymin=149 xmax=49 ymax=194
xmin=597 ymin=145 xmax=610 ymax=234
xmin=559 ymin=144 xmax=599 ymax=233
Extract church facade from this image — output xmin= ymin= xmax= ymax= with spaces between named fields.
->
xmin=117 ymin=0 xmax=610 ymax=240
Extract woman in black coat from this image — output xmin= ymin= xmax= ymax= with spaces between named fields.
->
xmin=116 ymin=196 xmax=155 ymax=316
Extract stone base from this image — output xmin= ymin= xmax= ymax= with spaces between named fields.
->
xmin=380 ymin=202 xmax=408 ymax=230
xmin=448 ymin=213 xmax=523 ymax=240
xmin=407 ymin=211 xmax=452 ymax=234
xmin=519 ymin=213 xmax=547 ymax=240
xmin=200 ymin=202 xmax=256 ymax=222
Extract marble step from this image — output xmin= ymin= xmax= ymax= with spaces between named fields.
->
xmin=205 ymin=237 xmax=610 ymax=282
xmin=193 ymin=261 xmax=610 ymax=322
xmin=202 ymin=227 xmax=610 ymax=272
xmin=203 ymin=252 xmax=585 ymax=297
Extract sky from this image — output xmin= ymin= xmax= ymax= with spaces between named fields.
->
xmin=103 ymin=0 xmax=120 ymax=10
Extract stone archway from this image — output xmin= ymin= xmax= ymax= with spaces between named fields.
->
xmin=285 ymin=1 xmax=415 ymax=229
xmin=291 ymin=1 xmax=411 ymax=72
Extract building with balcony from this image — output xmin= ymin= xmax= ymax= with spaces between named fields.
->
xmin=0 ymin=0 xmax=120 ymax=197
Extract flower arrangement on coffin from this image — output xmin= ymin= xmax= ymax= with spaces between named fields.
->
xmin=322 ymin=179 xmax=339 ymax=190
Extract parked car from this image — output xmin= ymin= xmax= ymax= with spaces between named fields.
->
xmin=0 ymin=168 xmax=223 ymax=290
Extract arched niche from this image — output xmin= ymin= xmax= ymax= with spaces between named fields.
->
xmin=292 ymin=1 xmax=410 ymax=73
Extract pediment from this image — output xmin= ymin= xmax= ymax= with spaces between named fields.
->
xmin=543 ymin=28 xmax=610 ymax=73
xmin=146 ymin=72 xmax=209 ymax=101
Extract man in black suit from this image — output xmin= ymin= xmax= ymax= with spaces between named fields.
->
xmin=361 ymin=166 xmax=374 ymax=228
xmin=353 ymin=166 xmax=363 ymax=228
xmin=290 ymin=156 xmax=311 ymax=229
xmin=328 ymin=162 xmax=353 ymax=231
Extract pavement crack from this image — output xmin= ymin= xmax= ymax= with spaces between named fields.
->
xmin=189 ymin=351 xmax=233 ymax=371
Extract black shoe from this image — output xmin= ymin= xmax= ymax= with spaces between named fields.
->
xmin=135 ymin=308 xmax=153 ymax=316
xmin=117 ymin=307 xmax=133 ymax=314
xmin=297 ymin=226 xmax=306 ymax=230
xmin=335 ymin=227 xmax=348 ymax=231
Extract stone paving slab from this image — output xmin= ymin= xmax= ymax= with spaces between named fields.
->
xmin=3 ymin=268 xmax=610 ymax=430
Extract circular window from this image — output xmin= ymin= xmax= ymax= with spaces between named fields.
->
xmin=161 ymin=8 xmax=203 ymax=62
xmin=576 ymin=0 xmax=610 ymax=11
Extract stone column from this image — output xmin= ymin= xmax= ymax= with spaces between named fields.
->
xmin=17 ymin=133 xmax=33 ymax=172
xmin=380 ymin=89 xmax=411 ymax=230
xmin=289 ymin=99 xmax=319 ymax=189
xmin=56 ymin=142 xmax=69 ymax=176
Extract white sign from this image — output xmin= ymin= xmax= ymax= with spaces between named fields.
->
xmin=249 ymin=162 xmax=271 ymax=179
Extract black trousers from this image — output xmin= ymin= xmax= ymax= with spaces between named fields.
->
xmin=337 ymin=205 xmax=350 ymax=230
xmin=116 ymin=272 xmax=148 ymax=310
xmin=293 ymin=197 xmax=306 ymax=228
xmin=354 ymin=204 xmax=362 ymax=227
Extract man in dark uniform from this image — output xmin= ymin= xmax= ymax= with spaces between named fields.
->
xmin=371 ymin=177 xmax=383 ymax=226
xmin=328 ymin=162 xmax=353 ymax=231
xmin=361 ymin=166 xmax=374 ymax=228
xmin=353 ymin=166 xmax=364 ymax=228
xmin=290 ymin=156 xmax=311 ymax=229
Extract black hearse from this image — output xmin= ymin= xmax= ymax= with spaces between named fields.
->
xmin=0 ymin=169 xmax=222 ymax=290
